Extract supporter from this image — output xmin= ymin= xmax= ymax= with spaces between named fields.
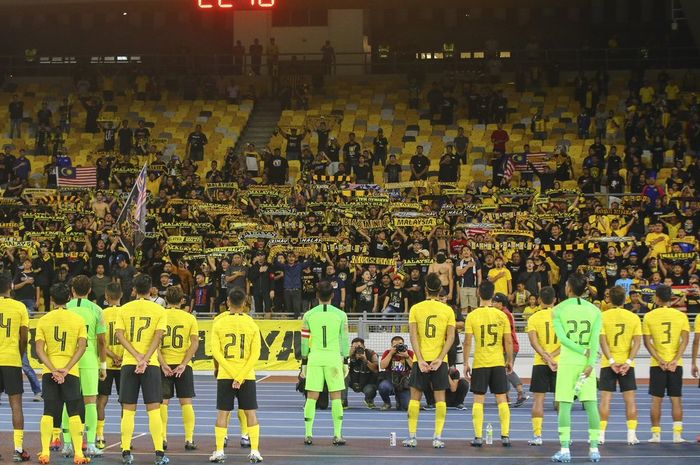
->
xmin=409 ymin=146 xmax=429 ymax=181
xmin=346 ymin=338 xmax=379 ymax=409
xmin=186 ymin=124 xmax=208 ymax=161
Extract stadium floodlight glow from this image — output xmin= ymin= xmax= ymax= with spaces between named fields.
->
xmin=499 ymin=51 xmax=512 ymax=58
xmin=473 ymin=51 xmax=485 ymax=58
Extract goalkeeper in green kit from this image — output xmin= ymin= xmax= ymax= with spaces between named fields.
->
xmin=300 ymin=281 xmax=350 ymax=446
xmin=552 ymin=273 xmax=603 ymax=463
xmin=61 ymin=275 xmax=107 ymax=458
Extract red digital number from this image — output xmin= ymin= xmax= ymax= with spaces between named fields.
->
xmin=198 ymin=0 xmax=276 ymax=8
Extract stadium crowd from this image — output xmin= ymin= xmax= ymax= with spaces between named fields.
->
xmin=2 ymin=68 xmax=700 ymax=322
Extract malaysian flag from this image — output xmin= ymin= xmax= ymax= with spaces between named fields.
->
xmin=116 ymin=163 xmax=149 ymax=258
xmin=512 ymin=152 xmax=551 ymax=172
xmin=134 ymin=164 xmax=148 ymax=248
xmin=56 ymin=166 xmax=97 ymax=187
xmin=502 ymin=156 xmax=515 ymax=183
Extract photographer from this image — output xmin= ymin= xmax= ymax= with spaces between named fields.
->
xmin=425 ymin=367 xmax=469 ymax=410
xmin=378 ymin=336 xmax=414 ymax=411
xmin=347 ymin=337 xmax=379 ymax=409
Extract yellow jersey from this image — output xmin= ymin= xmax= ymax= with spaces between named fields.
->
xmin=465 ymin=306 xmax=510 ymax=368
xmin=115 ymin=298 xmax=167 ymax=366
xmin=487 ymin=267 xmax=512 ymax=296
xmin=211 ymin=312 xmax=261 ymax=381
xmin=645 ymin=232 xmax=669 ymax=258
xmin=102 ymin=306 xmax=124 ymax=370
xmin=36 ymin=309 xmax=88 ymax=377
xmin=0 ymin=297 xmax=29 ymax=367
xmin=642 ymin=306 xmax=690 ymax=367
xmin=523 ymin=305 xmax=540 ymax=320
xmin=600 ymin=307 xmax=642 ymax=367
xmin=161 ymin=308 xmax=199 ymax=365
xmin=408 ymin=299 xmax=456 ymax=362
xmin=526 ymin=307 xmax=560 ymax=366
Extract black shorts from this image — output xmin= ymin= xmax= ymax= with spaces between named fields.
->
xmin=529 ymin=365 xmax=557 ymax=393
xmin=119 ymin=365 xmax=163 ymax=405
xmin=0 ymin=366 xmax=24 ymax=396
xmin=470 ymin=366 xmax=509 ymax=395
xmin=216 ymin=379 xmax=257 ymax=411
xmin=649 ymin=366 xmax=683 ymax=398
xmin=408 ymin=363 xmax=449 ymax=392
xmin=599 ymin=367 xmax=637 ymax=392
xmin=162 ymin=365 xmax=196 ymax=400
xmin=42 ymin=373 xmax=82 ymax=402
xmin=98 ymin=369 xmax=121 ymax=396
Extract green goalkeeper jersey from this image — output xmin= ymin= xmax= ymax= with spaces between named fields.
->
xmin=553 ymin=296 xmax=602 ymax=368
xmin=301 ymin=303 xmax=350 ymax=367
xmin=67 ymin=297 xmax=106 ymax=369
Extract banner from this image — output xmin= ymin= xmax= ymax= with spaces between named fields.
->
xmin=659 ymin=252 xmax=697 ymax=261
xmin=392 ymin=217 xmax=438 ymax=227
xmin=25 ymin=319 xmax=303 ymax=372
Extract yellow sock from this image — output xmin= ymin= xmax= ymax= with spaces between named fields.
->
xmin=40 ymin=417 xmax=53 ymax=457
xmin=248 ymin=423 xmax=260 ymax=451
xmin=434 ymin=401 xmax=447 ymax=437
xmin=182 ymin=404 xmax=196 ymax=443
xmin=215 ymin=426 xmax=227 ymax=452
xmin=68 ymin=416 xmax=85 ymax=459
xmin=121 ymin=409 xmax=136 ymax=451
xmin=52 ymin=428 xmax=61 ymax=442
xmin=13 ymin=429 xmax=23 ymax=451
xmin=673 ymin=421 xmax=683 ymax=434
xmin=237 ymin=410 xmax=248 ymax=436
xmin=147 ymin=408 xmax=164 ymax=452
xmin=472 ymin=402 xmax=484 ymax=438
xmin=600 ymin=420 xmax=608 ymax=432
xmin=96 ymin=420 xmax=105 ymax=439
xmin=498 ymin=402 xmax=511 ymax=437
xmin=627 ymin=419 xmax=638 ymax=431
xmin=651 ymin=426 xmax=661 ymax=434
xmin=532 ymin=417 xmax=543 ymax=437
xmin=407 ymin=400 xmax=420 ymax=436
xmin=160 ymin=404 xmax=169 ymax=442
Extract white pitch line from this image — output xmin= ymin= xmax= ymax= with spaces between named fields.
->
xmin=103 ymin=432 xmax=147 ymax=451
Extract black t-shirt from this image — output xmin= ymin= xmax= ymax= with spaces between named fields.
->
xmin=385 ymin=163 xmax=401 ymax=183
xmin=355 ymin=163 xmax=372 ymax=182
xmin=316 ymin=129 xmax=330 ymax=150
xmin=410 ymin=154 xmax=429 ymax=178
xmin=438 ymin=155 xmax=458 ymax=181
xmin=301 ymin=270 xmax=318 ymax=298
xmin=267 ymin=155 xmax=289 ymax=184
xmin=327 ymin=144 xmax=340 ymax=162
xmin=13 ymin=271 xmax=35 ymax=300
xmin=386 ymin=287 xmax=406 ymax=313
xmin=285 ymin=134 xmax=303 ymax=153
xmin=454 ymin=135 xmax=469 ymax=153
xmin=118 ymin=128 xmax=133 ymax=147
xmin=373 ymin=136 xmax=388 ymax=155
xmin=404 ymin=277 xmax=425 ymax=307
xmin=188 ymin=132 xmax=208 ymax=150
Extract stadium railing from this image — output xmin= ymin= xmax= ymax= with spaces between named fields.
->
xmin=3 ymin=46 xmax=700 ymax=76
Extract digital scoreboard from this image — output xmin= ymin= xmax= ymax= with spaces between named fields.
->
xmin=197 ymin=0 xmax=276 ymax=9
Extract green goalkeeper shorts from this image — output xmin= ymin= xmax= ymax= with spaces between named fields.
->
xmin=79 ymin=368 xmax=99 ymax=397
xmin=555 ymin=364 xmax=597 ymax=403
xmin=306 ymin=364 xmax=346 ymax=393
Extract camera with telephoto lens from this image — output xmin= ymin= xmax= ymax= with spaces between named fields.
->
xmin=395 ymin=344 xmax=408 ymax=353
xmin=355 ymin=347 xmax=365 ymax=355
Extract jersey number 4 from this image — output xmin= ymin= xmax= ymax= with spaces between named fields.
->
xmin=0 ymin=314 xmax=11 ymax=338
